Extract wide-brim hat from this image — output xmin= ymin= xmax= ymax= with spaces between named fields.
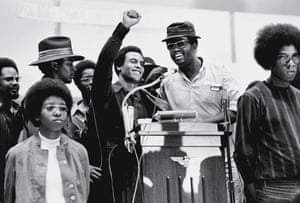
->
xmin=162 ymin=21 xmax=201 ymax=42
xmin=30 ymin=36 xmax=84 ymax=66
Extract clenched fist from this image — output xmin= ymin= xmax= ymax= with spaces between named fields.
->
xmin=122 ymin=9 xmax=142 ymax=28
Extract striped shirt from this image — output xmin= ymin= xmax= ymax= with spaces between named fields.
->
xmin=234 ymin=81 xmax=300 ymax=184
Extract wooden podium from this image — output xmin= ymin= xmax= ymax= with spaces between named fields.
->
xmin=138 ymin=120 xmax=228 ymax=203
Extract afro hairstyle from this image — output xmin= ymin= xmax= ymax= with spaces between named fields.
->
xmin=254 ymin=23 xmax=300 ymax=70
xmin=23 ymin=78 xmax=73 ymax=127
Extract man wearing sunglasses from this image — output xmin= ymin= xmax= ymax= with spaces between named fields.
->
xmin=159 ymin=21 xmax=243 ymax=202
xmin=0 ymin=57 xmax=23 ymax=203
xmin=161 ymin=21 xmax=240 ymax=123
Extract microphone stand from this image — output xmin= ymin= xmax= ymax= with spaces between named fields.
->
xmin=121 ymin=76 xmax=163 ymax=152
xmin=221 ymin=92 xmax=235 ymax=203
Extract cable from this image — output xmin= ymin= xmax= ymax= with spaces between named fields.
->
xmin=131 ymin=144 xmax=143 ymax=203
xmin=108 ymin=144 xmax=118 ymax=203
xmin=129 ymin=94 xmax=160 ymax=203
xmin=120 ymin=76 xmax=164 ymax=203
xmin=121 ymin=76 xmax=163 ymax=152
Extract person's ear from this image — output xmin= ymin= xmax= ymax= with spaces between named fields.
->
xmin=52 ymin=61 xmax=59 ymax=72
xmin=191 ymin=41 xmax=198 ymax=49
xmin=34 ymin=117 xmax=41 ymax=126
xmin=116 ymin=66 xmax=122 ymax=73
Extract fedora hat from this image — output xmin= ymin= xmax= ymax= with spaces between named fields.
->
xmin=162 ymin=21 xmax=201 ymax=42
xmin=30 ymin=36 xmax=84 ymax=66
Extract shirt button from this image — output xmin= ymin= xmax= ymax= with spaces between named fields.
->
xmin=70 ymin=195 xmax=76 ymax=200
xmin=69 ymin=183 xmax=74 ymax=188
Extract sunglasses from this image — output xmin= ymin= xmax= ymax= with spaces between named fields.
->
xmin=166 ymin=40 xmax=189 ymax=50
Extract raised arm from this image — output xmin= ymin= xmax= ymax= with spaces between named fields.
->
xmin=91 ymin=10 xmax=142 ymax=106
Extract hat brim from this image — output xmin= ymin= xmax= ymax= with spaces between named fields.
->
xmin=29 ymin=54 xmax=84 ymax=66
xmin=144 ymin=64 xmax=159 ymax=68
xmin=162 ymin=35 xmax=201 ymax=42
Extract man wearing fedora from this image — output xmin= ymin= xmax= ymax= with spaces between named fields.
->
xmin=18 ymin=36 xmax=84 ymax=142
xmin=159 ymin=21 xmax=243 ymax=202
xmin=30 ymin=36 xmax=84 ymax=84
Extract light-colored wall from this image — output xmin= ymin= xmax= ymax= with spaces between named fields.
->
xmin=2 ymin=0 xmax=300 ymax=98
xmin=103 ymin=0 xmax=300 ymax=16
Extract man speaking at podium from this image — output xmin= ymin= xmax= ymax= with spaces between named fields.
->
xmin=159 ymin=21 xmax=239 ymax=123
xmin=154 ymin=21 xmax=242 ymax=202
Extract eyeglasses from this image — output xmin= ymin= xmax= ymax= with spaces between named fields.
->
xmin=80 ymin=76 xmax=93 ymax=84
xmin=44 ymin=105 xmax=68 ymax=113
xmin=277 ymin=54 xmax=300 ymax=65
xmin=166 ymin=40 xmax=189 ymax=50
xmin=0 ymin=76 xmax=21 ymax=82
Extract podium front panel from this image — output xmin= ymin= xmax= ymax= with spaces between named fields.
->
xmin=139 ymin=121 xmax=228 ymax=203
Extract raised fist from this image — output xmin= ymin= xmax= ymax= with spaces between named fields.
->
xmin=122 ymin=9 xmax=141 ymax=28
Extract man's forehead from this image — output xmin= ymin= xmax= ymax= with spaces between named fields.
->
xmin=1 ymin=66 xmax=18 ymax=75
xmin=125 ymin=51 xmax=144 ymax=60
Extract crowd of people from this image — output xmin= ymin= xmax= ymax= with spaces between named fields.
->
xmin=1 ymin=8 xmax=300 ymax=203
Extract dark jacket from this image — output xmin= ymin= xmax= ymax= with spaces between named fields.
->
xmin=84 ymin=22 xmax=149 ymax=203
xmin=0 ymin=101 xmax=23 ymax=202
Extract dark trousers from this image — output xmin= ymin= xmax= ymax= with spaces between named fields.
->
xmin=92 ymin=142 xmax=143 ymax=203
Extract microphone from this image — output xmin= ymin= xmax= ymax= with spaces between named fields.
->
xmin=221 ymin=87 xmax=231 ymax=133
xmin=121 ymin=69 xmax=173 ymax=153
xmin=210 ymin=84 xmax=231 ymax=132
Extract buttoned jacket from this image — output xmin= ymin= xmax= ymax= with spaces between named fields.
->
xmin=4 ymin=133 xmax=90 ymax=203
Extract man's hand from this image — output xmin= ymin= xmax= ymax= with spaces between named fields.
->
xmin=122 ymin=10 xmax=141 ymax=28
xmin=124 ymin=132 xmax=136 ymax=153
xmin=89 ymin=165 xmax=102 ymax=183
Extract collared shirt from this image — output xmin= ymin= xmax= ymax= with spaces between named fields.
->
xmin=0 ymin=101 xmax=23 ymax=202
xmin=160 ymin=59 xmax=240 ymax=120
xmin=113 ymin=81 xmax=148 ymax=122
xmin=234 ymin=81 xmax=300 ymax=184
xmin=4 ymin=133 xmax=90 ymax=203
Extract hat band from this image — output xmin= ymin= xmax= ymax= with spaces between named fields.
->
xmin=39 ymin=47 xmax=73 ymax=60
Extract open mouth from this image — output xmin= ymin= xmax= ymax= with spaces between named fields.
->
xmin=174 ymin=52 xmax=184 ymax=62
xmin=10 ymin=88 xmax=19 ymax=93
xmin=287 ymin=71 xmax=296 ymax=76
xmin=132 ymin=69 xmax=142 ymax=75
